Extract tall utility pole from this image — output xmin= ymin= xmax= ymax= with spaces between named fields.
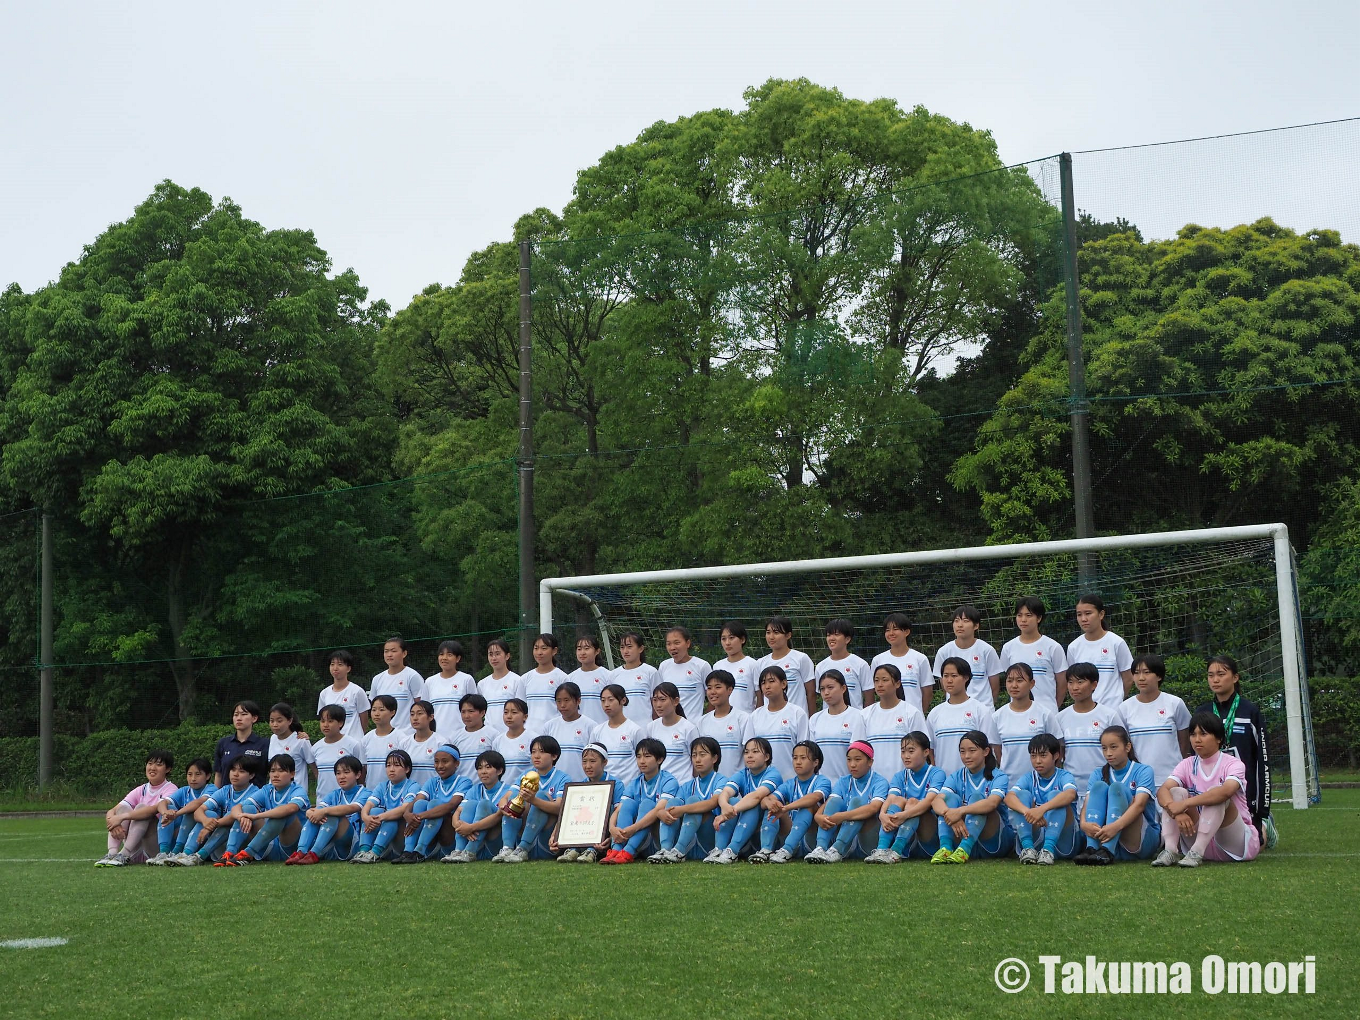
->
xmin=517 ymin=241 xmax=536 ymax=668
xmin=39 ymin=510 xmax=53 ymax=788
xmin=1059 ymin=153 xmax=1096 ymax=589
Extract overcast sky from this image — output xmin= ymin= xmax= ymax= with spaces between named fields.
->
xmin=3 ymin=2 xmax=1357 ymax=309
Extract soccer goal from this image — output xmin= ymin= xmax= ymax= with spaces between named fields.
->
xmin=540 ymin=524 xmax=1318 ymax=809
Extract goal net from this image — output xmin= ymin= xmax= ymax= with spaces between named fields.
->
xmin=541 ymin=525 xmax=1319 ymax=808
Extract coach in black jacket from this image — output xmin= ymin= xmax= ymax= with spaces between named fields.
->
xmin=1198 ymin=655 xmax=1272 ymax=845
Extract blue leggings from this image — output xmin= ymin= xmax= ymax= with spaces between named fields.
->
xmin=402 ymin=809 xmax=458 ymax=858
xmin=1083 ymin=778 xmax=1161 ymax=859
xmin=454 ymin=799 xmax=503 ymax=859
xmin=1007 ymin=789 xmax=1079 ymax=857
xmin=358 ymin=817 xmax=404 ymax=858
xmin=502 ymin=802 xmax=557 ymax=857
xmin=157 ymin=814 xmax=192 ymax=853
xmin=659 ymin=791 xmax=719 ymax=858
xmin=226 ymin=814 xmax=300 ymax=860
xmin=876 ymin=800 xmax=941 ymax=857
xmin=936 ymin=788 xmax=1013 ymax=858
xmin=815 ymin=794 xmax=879 ymax=857
xmin=757 ymin=806 xmax=816 ymax=856
xmin=611 ymin=794 xmax=664 ymax=855
xmin=185 ymin=801 xmax=234 ymax=859
xmin=711 ymin=805 xmax=759 ymax=855
xmin=297 ymin=816 xmax=358 ymax=860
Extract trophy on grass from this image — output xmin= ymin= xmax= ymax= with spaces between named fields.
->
xmin=504 ymin=770 xmax=540 ymax=818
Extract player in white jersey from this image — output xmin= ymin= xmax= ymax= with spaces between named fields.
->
xmin=361 ymin=696 xmax=412 ymax=788
xmin=312 ymin=705 xmax=364 ymax=800
xmin=869 ymin=612 xmax=935 ymax=716
xmin=1067 ymin=594 xmax=1135 ymax=708
xmin=932 ymin=604 xmax=1003 ymax=705
xmin=591 ymin=683 xmax=644 ymax=784
xmin=542 ymin=683 xmax=592 ymax=781
xmin=926 ymin=657 xmax=1001 ymax=775
xmin=807 ymin=669 xmax=866 ymax=781
xmin=478 ymin=638 xmax=524 ymax=736
xmin=370 ymin=637 xmax=426 ymax=733
xmin=993 ymin=662 xmax=1062 ymax=779
xmin=1120 ymin=653 xmax=1191 ymax=787
xmin=815 ymin=618 xmax=873 ymax=709
xmin=523 ymin=633 xmax=569 ymax=731
xmin=860 ymin=663 xmax=930 ymax=782
xmin=746 ymin=665 xmax=810 ymax=781
xmin=266 ymin=703 xmax=317 ymax=797
xmin=423 ymin=639 xmax=478 ymax=737
xmin=718 ymin=621 xmax=761 ymax=712
xmin=614 ymin=631 xmax=659 ymax=726
xmin=998 ymin=597 xmax=1068 ymax=712
xmin=450 ymin=694 xmax=496 ymax=781
xmin=659 ymin=626 xmax=711 ymax=720
xmin=317 ymin=649 xmax=370 ymax=742
xmin=568 ymin=635 xmax=613 ymax=726
xmin=1056 ymin=662 xmax=1125 ymax=797
xmin=491 ymin=698 xmax=534 ymax=785
xmin=697 ymin=669 xmax=752 ymax=777
xmin=406 ymin=700 xmax=442 ymax=786
xmin=754 ymin=616 xmax=816 ymax=714
xmin=646 ymin=682 xmax=700 ymax=784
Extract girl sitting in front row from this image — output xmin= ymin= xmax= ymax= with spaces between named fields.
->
xmin=806 ymin=741 xmax=889 ymax=863
xmin=173 ymin=758 xmax=258 ymax=865
xmin=289 ymin=755 xmax=370 ymax=864
xmin=751 ymin=740 xmax=831 ymax=864
xmin=216 ymin=754 xmax=311 ymax=865
xmin=602 ymin=738 xmax=679 ymax=864
xmin=652 ymin=736 xmax=729 ymax=863
xmin=496 ymin=735 xmax=570 ymax=863
xmin=394 ymin=745 xmax=468 ymax=863
xmin=1152 ymin=712 xmax=1260 ymax=868
xmin=932 ymin=729 xmax=1012 ymax=864
xmin=96 ymin=749 xmax=178 ymax=866
xmin=352 ymin=750 xmax=420 ymax=863
xmin=1076 ymin=725 xmax=1160 ymax=865
xmin=1003 ymin=733 xmax=1078 ymax=865
xmin=553 ymin=741 xmax=615 ymax=864
xmin=709 ymin=737 xmax=782 ymax=864
xmin=150 ymin=757 xmax=215 ymax=865
xmin=866 ymin=731 xmax=946 ymax=863
xmin=444 ymin=750 xmax=512 ymax=863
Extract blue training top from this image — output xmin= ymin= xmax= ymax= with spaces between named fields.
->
xmin=889 ymin=764 xmax=946 ymax=801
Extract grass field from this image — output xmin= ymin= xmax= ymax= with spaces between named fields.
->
xmin=1 ymin=796 xmax=1357 ymax=1020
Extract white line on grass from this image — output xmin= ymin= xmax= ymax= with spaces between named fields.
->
xmin=0 ymin=832 xmax=97 ymax=842
xmin=1 ymin=938 xmax=68 ymax=949
xmin=0 ymin=857 xmax=98 ymax=862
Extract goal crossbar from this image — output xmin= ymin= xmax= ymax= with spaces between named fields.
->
xmin=539 ymin=523 xmax=1312 ymax=809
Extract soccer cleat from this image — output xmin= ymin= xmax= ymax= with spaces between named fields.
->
xmin=747 ymin=850 xmax=770 ymax=864
xmin=948 ymin=847 xmax=970 ymax=864
xmin=716 ymin=848 xmax=738 ymax=864
xmin=491 ymin=845 xmax=513 ymax=863
xmin=613 ymin=850 xmax=635 ymax=864
xmin=439 ymin=849 xmax=463 ymax=863
xmin=1151 ymin=848 xmax=1182 ymax=867
xmin=146 ymin=852 xmax=168 ymax=866
xmin=1071 ymin=845 xmax=1096 ymax=866
xmin=576 ymin=847 xmax=598 ymax=864
xmin=1089 ymin=847 xmax=1115 ymax=866
xmin=862 ymin=849 xmax=886 ymax=864
xmin=1262 ymin=816 xmax=1279 ymax=850
xmin=558 ymin=848 xmax=580 ymax=863
xmin=1036 ymin=849 xmax=1056 ymax=866
xmin=233 ymin=852 xmax=255 ymax=866
xmin=284 ymin=851 xmax=304 ymax=865
xmin=804 ymin=847 xmax=827 ymax=863
xmin=879 ymin=849 xmax=903 ymax=864
xmin=505 ymin=847 xmax=529 ymax=864
xmin=350 ymin=850 xmax=378 ymax=864
xmin=665 ymin=848 xmax=687 ymax=863
xmin=297 ymin=852 xmax=321 ymax=865
xmin=180 ymin=852 xmax=206 ymax=866
xmin=646 ymin=850 xmax=669 ymax=864
xmin=823 ymin=847 xmax=844 ymax=863
xmin=1018 ymin=847 xmax=1038 ymax=864
xmin=768 ymin=847 xmax=793 ymax=864
xmin=1178 ymin=849 xmax=1204 ymax=868
xmin=212 ymin=854 xmax=238 ymax=868
xmin=702 ymin=847 xmax=723 ymax=863
xmin=390 ymin=850 xmax=418 ymax=865
xmin=929 ymin=847 xmax=953 ymax=864
xmin=93 ymin=852 xmax=117 ymax=867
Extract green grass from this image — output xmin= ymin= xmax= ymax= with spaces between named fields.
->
xmin=2 ymin=796 xmax=1358 ymax=1020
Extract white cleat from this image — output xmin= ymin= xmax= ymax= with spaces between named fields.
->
xmin=1177 ymin=849 xmax=1204 ymax=868
xmin=767 ymin=848 xmax=793 ymax=864
xmin=1151 ymin=848 xmax=1182 ymax=867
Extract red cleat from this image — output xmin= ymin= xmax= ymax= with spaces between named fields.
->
xmin=284 ymin=851 xmax=303 ymax=865
xmin=613 ymin=851 xmax=635 ymax=864
xmin=299 ymin=851 xmax=321 ymax=865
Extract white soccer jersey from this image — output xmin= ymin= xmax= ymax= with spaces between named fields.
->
xmin=477 ymin=671 xmax=524 ymax=735
xmin=720 ymin=656 xmax=761 ymax=712
xmin=998 ymin=636 xmax=1068 ymax=711
xmin=523 ymin=666 xmax=569 ymax=731
xmin=755 ymin=649 xmax=816 ymax=713
xmin=647 ymin=715 xmax=700 ymax=785
xmin=808 ymin=706 xmax=867 ymax=781
xmin=451 ymin=726 xmax=496 ymax=781
xmin=932 ymin=639 xmax=1002 ymax=705
xmin=860 ymin=700 xmax=930 ymax=781
xmin=1056 ymin=702 xmax=1126 ymax=796
xmin=869 ymin=648 xmax=936 ymax=708
xmin=747 ymin=702 xmax=810 ymax=781
xmin=361 ymin=728 xmax=412 ymax=786
xmin=615 ymin=662 xmax=660 ymax=726
xmin=590 ymin=718 xmax=643 ymax=784
xmin=407 ymin=731 xmax=441 ymax=786
xmin=815 ymin=653 xmax=873 ymax=709
xmin=543 ymin=715 xmax=592 ymax=782
xmin=696 ymin=709 xmax=752 ymax=779
xmin=370 ymin=667 xmax=426 ymax=732
xmin=993 ymin=701 xmax=1061 ymax=779
xmin=268 ymin=732 xmax=316 ymax=796
xmin=492 ymin=730 xmax=535 ymax=787
xmin=423 ymin=671 xmax=478 ymax=737
xmin=658 ymin=657 xmax=712 ymax=721
xmin=312 ymin=734 xmax=363 ymax=800
xmin=568 ymin=666 xmax=614 ymax=725
xmin=316 ymin=683 xmax=370 ymax=742
xmin=925 ymin=698 xmax=999 ymax=776
xmin=1120 ymin=692 xmax=1191 ymax=787
xmin=1067 ymin=632 xmax=1134 ymax=708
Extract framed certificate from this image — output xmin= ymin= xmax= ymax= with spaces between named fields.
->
xmin=556 ymin=781 xmax=616 ymax=848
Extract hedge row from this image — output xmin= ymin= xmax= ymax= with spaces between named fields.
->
xmin=3 ymin=679 xmax=1357 ymax=797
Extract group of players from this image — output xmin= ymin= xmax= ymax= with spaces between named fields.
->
xmin=96 ymin=594 xmax=1274 ymax=869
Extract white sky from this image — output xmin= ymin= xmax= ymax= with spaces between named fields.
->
xmin=2 ymin=1 xmax=1357 ymax=309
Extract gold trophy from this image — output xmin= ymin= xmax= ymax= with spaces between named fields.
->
xmin=504 ymin=770 xmax=540 ymax=818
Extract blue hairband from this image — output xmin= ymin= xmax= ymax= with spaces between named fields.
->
xmin=436 ymin=743 xmax=461 ymax=760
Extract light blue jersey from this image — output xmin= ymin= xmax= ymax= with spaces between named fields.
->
xmin=530 ymin=767 xmax=572 ymax=804
xmin=364 ymin=778 xmax=420 ymax=814
xmin=621 ymin=770 xmax=680 ymax=804
xmin=1086 ymin=761 xmax=1158 ymax=826
xmin=829 ymin=771 xmax=889 ymax=804
xmin=723 ymin=766 xmax=782 ymax=800
xmin=943 ymin=766 xmax=1010 ymax=805
xmin=207 ymin=783 xmax=259 ymax=814
xmin=773 ymin=773 xmax=831 ymax=807
xmin=244 ymin=781 xmax=311 ymax=813
xmin=321 ymin=784 xmax=371 ymax=832
xmin=888 ymin=764 xmax=947 ymax=801
xmin=1011 ymin=767 xmax=1077 ymax=805
xmin=687 ymin=770 xmax=729 ymax=809
xmin=416 ymin=774 xmax=470 ymax=809
xmin=168 ymin=782 xmax=215 ymax=811
xmin=470 ymin=779 xmax=513 ymax=806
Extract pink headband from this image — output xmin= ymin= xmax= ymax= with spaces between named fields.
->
xmin=848 ymin=740 xmax=874 ymax=759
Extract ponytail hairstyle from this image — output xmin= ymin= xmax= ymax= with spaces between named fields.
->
xmin=758 ymin=664 xmax=788 ymax=691
xmin=960 ymin=729 xmax=998 ymax=781
xmin=619 ymin=630 xmax=647 ymax=663
xmin=743 ymin=736 xmax=774 ymax=770
xmin=690 ymin=735 xmax=723 ymax=768
xmin=1076 ymin=592 xmax=1106 ymax=616
xmin=410 ymin=698 xmax=436 ymax=732
xmin=817 ymin=668 xmax=849 ymax=703
xmin=793 ymin=739 xmax=825 ymax=773
xmin=601 ymin=682 xmax=629 ymax=708
xmin=269 ymin=702 xmax=306 ymax=736
xmin=872 ymin=662 xmax=905 ymax=701
xmin=1099 ymin=725 xmax=1138 ymax=784
xmin=1004 ymin=661 xmax=1035 ymax=685
xmin=902 ymin=730 xmax=933 ymax=765
xmin=557 ymin=681 xmax=582 ymax=701
xmin=486 ymin=637 xmax=512 ymax=657
xmin=652 ymin=681 xmax=685 ymax=718
xmin=574 ymin=633 xmax=603 ymax=668
xmin=533 ymin=632 xmax=561 ymax=665
xmin=1207 ymin=654 xmax=1243 ymax=694
xmin=664 ymin=624 xmax=693 ymax=647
